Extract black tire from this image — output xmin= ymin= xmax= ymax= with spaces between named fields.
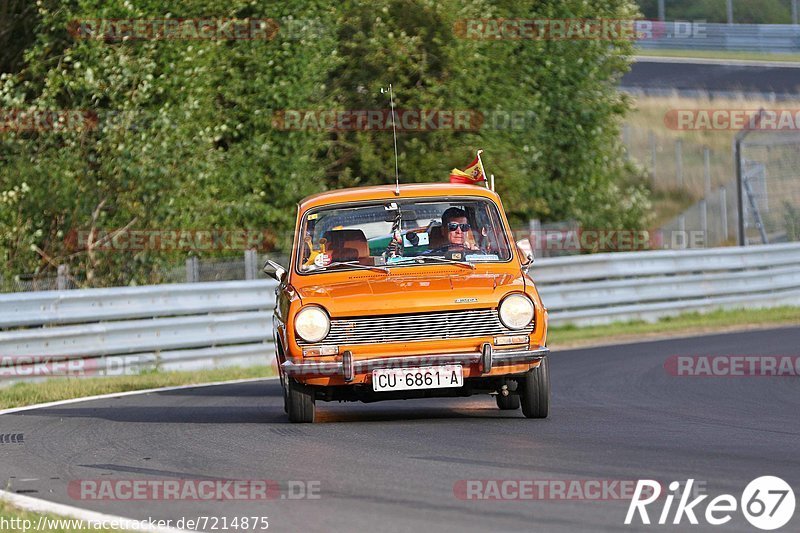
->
xmin=280 ymin=373 xmax=288 ymax=414
xmin=286 ymin=379 xmax=315 ymax=423
xmin=276 ymin=342 xmax=289 ymax=414
xmin=495 ymin=393 xmax=520 ymax=410
xmin=521 ymin=357 xmax=550 ymax=419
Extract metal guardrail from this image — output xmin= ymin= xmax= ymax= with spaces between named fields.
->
xmin=535 ymin=242 xmax=800 ymax=325
xmin=637 ymin=22 xmax=800 ymax=54
xmin=0 ymin=280 xmax=278 ymax=383
xmin=1 ymin=243 xmax=799 ymax=381
xmin=532 ymin=242 xmax=800 ymax=284
xmin=0 ymin=280 xmax=276 ymax=328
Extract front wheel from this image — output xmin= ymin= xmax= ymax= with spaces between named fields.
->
xmin=286 ymin=379 xmax=315 ymax=423
xmin=521 ymin=358 xmax=550 ymax=419
xmin=279 ymin=372 xmax=288 ymax=414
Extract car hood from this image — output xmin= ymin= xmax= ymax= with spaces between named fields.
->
xmin=294 ymin=272 xmax=525 ymax=317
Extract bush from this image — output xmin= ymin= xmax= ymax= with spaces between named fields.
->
xmin=0 ymin=0 xmax=646 ymax=286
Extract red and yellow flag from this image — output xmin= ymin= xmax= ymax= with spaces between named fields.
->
xmin=449 ymin=155 xmax=485 ymax=184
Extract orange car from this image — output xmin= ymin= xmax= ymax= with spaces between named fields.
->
xmin=264 ymin=183 xmax=549 ymax=423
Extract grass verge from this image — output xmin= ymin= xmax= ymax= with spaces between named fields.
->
xmin=549 ymin=306 xmax=800 ymax=348
xmin=0 ymin=500 xmax=118 ymax=533
xmin=636 ymin=48 xmax=800 ymax=63
xmin=0 ymin=365 xmax=275 ymax=411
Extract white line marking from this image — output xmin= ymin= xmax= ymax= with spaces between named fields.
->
xmin=0 ymin=376 xmax=279 ymax=532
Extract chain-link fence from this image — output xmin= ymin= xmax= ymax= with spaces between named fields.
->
xmin=623 ymin=124 xmax=732 ymax=197
xmin=659 ymin=179 xmax=739 ymax=248
xmin=623 ymin=124 xmax=733 ymax=248
xmin=738 ymin=131 xmax=800 ymax=245
xmin=624 ymin=122 xmax=800 ymax=249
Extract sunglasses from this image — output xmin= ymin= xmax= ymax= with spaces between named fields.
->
xmin=447 ymin=222 xmax=471 ymax=232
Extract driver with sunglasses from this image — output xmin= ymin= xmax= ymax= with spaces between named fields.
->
xmin=426 ymin=207 xmax=484 ymax=254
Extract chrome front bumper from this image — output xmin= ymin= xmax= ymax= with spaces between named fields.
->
xmin=281 ymin=344 xmax=550 ymax=380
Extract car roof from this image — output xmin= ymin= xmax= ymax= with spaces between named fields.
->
xmin=298 ymin=183 xmax=501 ymax=211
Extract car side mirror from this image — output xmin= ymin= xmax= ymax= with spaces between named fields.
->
xmin=263 ymin=259 xmax=286 ymax=282
xmin=516 ymin=239 xmax=534 ymax=271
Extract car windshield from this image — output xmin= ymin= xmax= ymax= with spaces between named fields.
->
xmin=297 ymin=198 xmax=512 ymax=273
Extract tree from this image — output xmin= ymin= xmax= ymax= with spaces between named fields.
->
xmin=1 ymin=0 xmax=648 ymax=287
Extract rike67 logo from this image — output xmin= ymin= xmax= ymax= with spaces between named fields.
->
xmin=626 ymin=477 xmax=796 ymax=530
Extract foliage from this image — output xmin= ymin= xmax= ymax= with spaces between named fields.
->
xmin=0 ymin=0 xmax=40 ymax=74
xmin=1 ymin=0 xmax=647 ymax=286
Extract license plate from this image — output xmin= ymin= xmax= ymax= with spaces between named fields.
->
xmin=372 ymin=365 xmax=463 ymax=392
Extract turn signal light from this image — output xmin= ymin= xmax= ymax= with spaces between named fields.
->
xmin=302 ymin=345 xmax=339 ymax=357
xmin=493 ymin=335 xmax=529 ymax=346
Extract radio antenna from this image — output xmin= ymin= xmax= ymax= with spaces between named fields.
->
xmin=381 ymin=84 xmax=400 ymax=196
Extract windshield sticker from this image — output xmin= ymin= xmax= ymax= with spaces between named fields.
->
xmin=313 ymin=253 xmax=331 ymax=267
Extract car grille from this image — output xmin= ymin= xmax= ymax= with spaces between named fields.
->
xmin=298 ymin=308 xmax=534 ymax=346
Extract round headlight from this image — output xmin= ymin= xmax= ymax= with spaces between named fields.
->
xmin=498 ymin=294 xmax=534 ymax=330
xmin=295 ymin=306 xmax=330 ymax=343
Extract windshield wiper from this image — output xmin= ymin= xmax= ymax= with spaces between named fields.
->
xmin=414 ymin=255 xmax=475 ymax=269
xmin=313 ymin=261 xmax=389 ymax=274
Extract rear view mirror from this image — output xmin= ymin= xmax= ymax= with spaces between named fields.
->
xmin=263 ymin=259 xmax=286 ymax=282
xmin=383 ymin=209 xmax=418 ymax=222
xmin=516 ymin=239 xmax=534 ymax=271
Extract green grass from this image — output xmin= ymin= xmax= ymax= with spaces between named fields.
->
xmin=0 ymin=500 xmax=114 ymax=532
xmin=549 ymin=306 xmax=800 ymax=347
xmin=0 ymin=365 xmax=274 ymax=410
xmin=636 ymin=48 xmax=800 ymax=63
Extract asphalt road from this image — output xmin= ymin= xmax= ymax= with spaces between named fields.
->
xmin=2 ymin=326 xmax=799 ymax=532
xmin=624 ymin=58 xmax=800 ymax=96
